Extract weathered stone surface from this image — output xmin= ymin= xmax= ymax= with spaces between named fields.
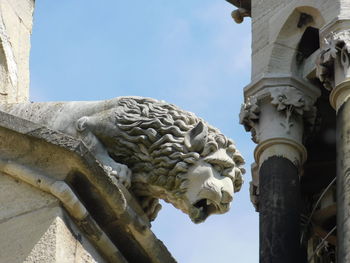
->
xmin=241 ymin=1 xmax=344 ymax=262
xmin=0 ymin=1 xmax=248 ymax=262
xmin=250 ymin=0 xmax=338 ymax=80
xmin=0 ymin=97 xmax=245 ymax=224
xmin=336 ymin=99 xmax=350 ymax=263
xmin=0 ymin=0 xmax=34 ymax=103
xmin=0 ymin=204 xmax=107 ymax=263
xmin=0 ymin=173 xmax=58 ymax=221
xmin=0 ymin=172 xmax=108 ymax=263
xmin=0 ymin=109 xmax=177 ymax=263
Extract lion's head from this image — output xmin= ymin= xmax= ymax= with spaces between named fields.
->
xmin=88 ymin=97 xmax=245 ymax=223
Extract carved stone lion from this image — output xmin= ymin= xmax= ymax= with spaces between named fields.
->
xmin=1 ymin=97 xmax=245 ymax=223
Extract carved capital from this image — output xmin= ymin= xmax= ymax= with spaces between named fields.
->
xmin=270 ymin=86 xmax=317 ymax=137
xmin=317 ymin=30 xmax=350 ymax=90
xmin=240 ymin=86 xmax=317 ymax=144
xmin=270 ymin=86 xmax=313 ymax=114
xmin=241 ymin=86 xmax=315 ymax=209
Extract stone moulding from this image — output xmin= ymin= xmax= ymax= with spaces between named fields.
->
xmin=244 ymin=75 xmax=321 ymax=99
xmin=254 ymin=137 xmax=308 ymax=167
xmin=249 ymin=136 xmax=308 ymax=212
xmin=0 ymin=159 xmax=127 ymax=263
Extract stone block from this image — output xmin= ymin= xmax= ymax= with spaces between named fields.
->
xmin=0 ymin=173 xmax=58 ymax=221
xmin=0 ymin=173 xmax=107 ymax=263
xmin=250 ymin=0 xmax=341 ymax=79
xmin=3 ymin=0 xmax=34 ymax=30
xmin=0 ymin=201 xmax=107 ymax=263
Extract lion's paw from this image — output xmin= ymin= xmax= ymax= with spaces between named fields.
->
xmin=103 ymin=164 xmax=132 ymax=188
xmin=139 ymin=197 xmax=162 ymax=221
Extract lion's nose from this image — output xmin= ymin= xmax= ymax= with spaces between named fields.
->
xmin=221 ymin=189 xmax=233 ymax=204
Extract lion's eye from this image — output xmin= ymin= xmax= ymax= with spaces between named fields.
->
xmin=223 ymin=168 xmax=235 ymax=180
xmin=213 ymin=164 xmax=223 ymax=173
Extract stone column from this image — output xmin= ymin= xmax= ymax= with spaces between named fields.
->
xmin=240 ymin=81 xmax=318 ymax=263
xmin=317 ymin=28 xmax=350 ymax=262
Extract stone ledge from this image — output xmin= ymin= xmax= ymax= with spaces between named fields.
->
xmin=0 ymin=110 xmax=176 ymax=263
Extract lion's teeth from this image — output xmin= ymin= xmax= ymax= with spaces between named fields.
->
xmin=206 ymin=200 xmax=211 ymax=205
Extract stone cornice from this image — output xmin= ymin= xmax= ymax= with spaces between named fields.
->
xmin=244 ymin=75 xmax=321 ymax=99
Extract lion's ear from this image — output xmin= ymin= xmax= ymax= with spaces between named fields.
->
xmin=184 ymin=121 xmax=208 ymax=153
xmin=76 ymin=116 xmax=89 ymax=132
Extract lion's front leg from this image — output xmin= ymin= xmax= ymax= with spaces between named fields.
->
xmin=76 ymin=116 xmax=131 ymax=188
xmin=98 ymin=155 xmax=132 ymax=188
xmin=77 ymin=123 xmax=132 ymax=188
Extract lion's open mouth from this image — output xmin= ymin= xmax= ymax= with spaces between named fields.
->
xmin=190 ymin=199 xmax=220 ymax=223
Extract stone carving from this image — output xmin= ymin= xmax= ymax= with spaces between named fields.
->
xmin=239 ymin=96 xmax=260 ymax=143
xmin=231 ymin=8 xmax=251 ymax=24
xmin=240 ymin=87 xmax=316 ymax=142
xmin=317 ymin=30 xmax=350 ymax=90
xmin=226 ymin=0 xmax=251 ymax=24
xmin=0 ymin=97 xmax=245 ymax=223
xmin=270 ymin=86 xmax=315 ymax=134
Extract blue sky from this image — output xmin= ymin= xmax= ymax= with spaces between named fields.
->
xmin=30 ymin=1 xmax=257 ymax=262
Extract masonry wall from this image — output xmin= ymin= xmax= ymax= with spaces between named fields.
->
xmin=251 ymin=0 xmax=340 ymax=80
xmin=0 ymin=0 xmax=34 ymax=103
xmin=0 ymin=173 xmax=107 ymax=263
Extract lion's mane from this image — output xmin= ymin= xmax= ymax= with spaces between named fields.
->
xmin=109 ymin=97 xmax=244 ymax=194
